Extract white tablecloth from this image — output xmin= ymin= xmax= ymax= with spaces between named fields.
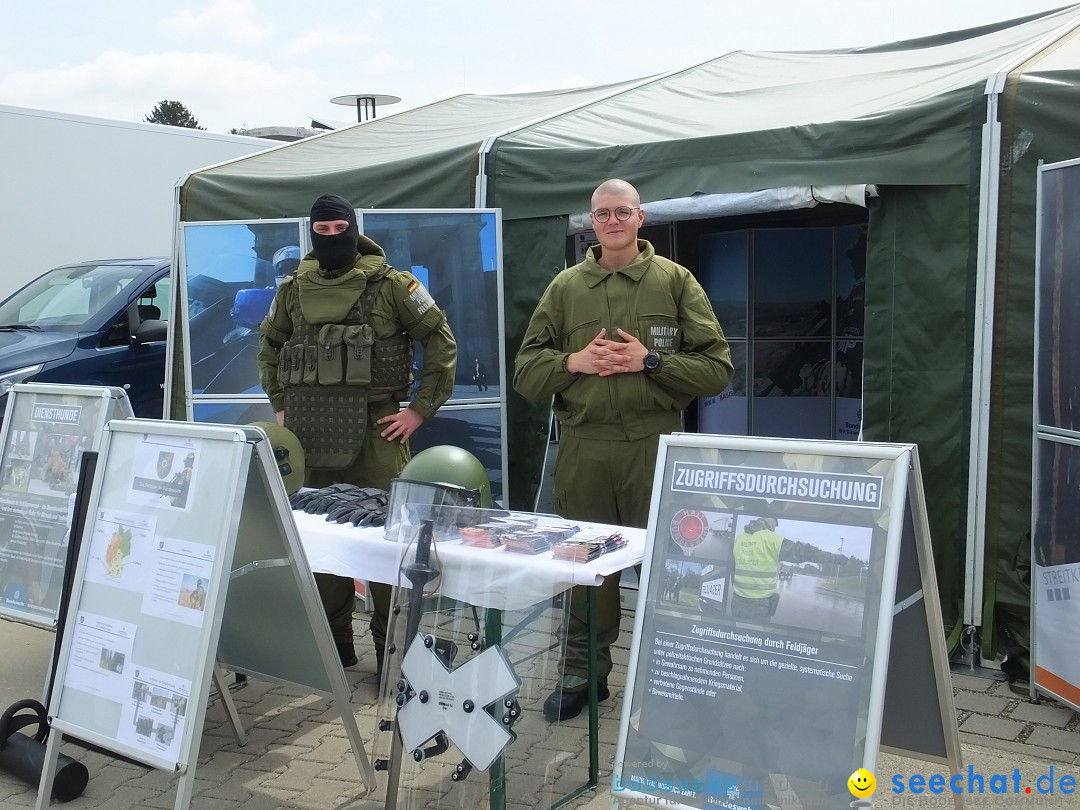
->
xmin=294 ymin=511 xmax=646 ymax=611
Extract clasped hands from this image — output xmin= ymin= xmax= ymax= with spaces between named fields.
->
xmin=565 ymin=328 xmax=649 ymax=376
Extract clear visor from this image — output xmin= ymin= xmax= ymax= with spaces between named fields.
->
xmin=383 ymin=478 xmax=482 ymax=542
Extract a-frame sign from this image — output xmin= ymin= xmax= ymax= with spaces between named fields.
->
xmin=35 ymin=419 xmax=373 ymax=810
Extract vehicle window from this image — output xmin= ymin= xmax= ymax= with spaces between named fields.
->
xmin=100 ymin=310 xmax=130 ymax=348
xmin=0 ymin=264 xmax=146 ymax=329
xmin=138 ymin=275 xmax=172 ymax=323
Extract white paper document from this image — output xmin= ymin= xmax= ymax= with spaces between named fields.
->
xmin=84 ymin=508 xmax=156 ymax=592
xmin=64 ymin=611 xmax=137 ymax=702
xmin=117 ymin=665 xmax=192 ymax=763
xmin=141 ymin=537 xmax=216 ymax=628
xmin=128 ymin=436 xmax=203 ymax=512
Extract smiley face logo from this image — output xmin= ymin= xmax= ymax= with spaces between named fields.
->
xmin=847 ymin=768 xmax=876 ymax=798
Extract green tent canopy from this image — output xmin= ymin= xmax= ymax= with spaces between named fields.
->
xmin=175 ymin=4 xmax=1080 ymax=666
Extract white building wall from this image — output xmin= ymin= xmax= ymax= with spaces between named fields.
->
xmin=0 ymin=105 xmax=270 ymax=298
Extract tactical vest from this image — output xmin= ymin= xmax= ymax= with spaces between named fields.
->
xmin=277 ymin=267 xmax=412 ymax=470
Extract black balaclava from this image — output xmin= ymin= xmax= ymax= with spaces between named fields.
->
xmin=309 ymin=193 xmax=359 ymax=274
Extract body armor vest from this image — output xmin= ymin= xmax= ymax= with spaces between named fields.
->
xmin=278 ymin=267 xmax=412 ymax=470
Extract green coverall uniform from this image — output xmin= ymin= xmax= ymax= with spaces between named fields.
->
xmin=258 ymin=234 xmax=456 ymax=657
xmin=514 ymin=239 xmax=732 ymax=687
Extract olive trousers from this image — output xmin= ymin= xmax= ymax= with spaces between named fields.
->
xmin=307 ymin=401 xmax=408 ymax=650
xmin=553 ymin=431 xmax=662 ymax=684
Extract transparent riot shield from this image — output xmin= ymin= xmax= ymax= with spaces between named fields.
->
xmin=371 ymin=498 xmax=605 ymax=810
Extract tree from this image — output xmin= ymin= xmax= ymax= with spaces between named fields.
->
xmin=145 ymin=100 xmax=205 ymax=130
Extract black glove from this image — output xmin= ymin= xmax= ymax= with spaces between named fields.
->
xmin=325 ymin=489 xmax=389 ymax=526
xmin=289 ymin=488 xmax=319 ymax=511
xmin=301 ymin=483 xmax=368 ymax=515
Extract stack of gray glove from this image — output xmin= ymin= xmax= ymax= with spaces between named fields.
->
xmin=289 ymin=484 xmax=390 ymax=527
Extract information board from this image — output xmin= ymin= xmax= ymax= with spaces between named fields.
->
xmin=613 ymin=435 xmax=958 ymax=810
xmin=1032 ymin=156 xmax=1080 ymax=710
xmin=0 ymin=384 xmax=133 ymax=626
xmin=35 ymin=419 xmax=372 ymax=810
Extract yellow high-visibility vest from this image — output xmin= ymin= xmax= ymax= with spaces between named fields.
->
xmin=732 ymin=528 xmax=784 ymax=599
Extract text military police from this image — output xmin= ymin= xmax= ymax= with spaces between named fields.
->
xmin=514 ymin=178 xmax=733 ymax=721
xmin=258 ymin=193 xmax=457 ymax=672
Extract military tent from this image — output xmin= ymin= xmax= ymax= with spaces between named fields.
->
xmin=172 ymin=4 xmax=1080 ymax=665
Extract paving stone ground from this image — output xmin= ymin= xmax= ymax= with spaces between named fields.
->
xmin=3 ymin=608 xmax=1078 ymax=809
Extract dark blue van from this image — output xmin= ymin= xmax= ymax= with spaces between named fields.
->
xmin=0 ymin=258 xmax=170 ymax=424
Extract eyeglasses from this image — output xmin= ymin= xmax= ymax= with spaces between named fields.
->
xmin=590 ymin=206 xmax=640 ymax=224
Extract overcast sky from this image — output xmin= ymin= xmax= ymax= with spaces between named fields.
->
xmin=2 ymin=0 xmax=1075 ymax=133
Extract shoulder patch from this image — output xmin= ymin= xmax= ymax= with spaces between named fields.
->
xmin=402 ymin=277 xmax=436 ymax=319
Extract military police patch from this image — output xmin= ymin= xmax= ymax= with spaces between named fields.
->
xmin=404 ymin=277 xmax=435 ymax=319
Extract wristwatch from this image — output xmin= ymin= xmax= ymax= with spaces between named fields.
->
xmin=643 ymin=350 xmax=662 ymax=374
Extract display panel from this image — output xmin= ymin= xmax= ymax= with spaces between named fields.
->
xmin=1036 ymin=163 xmax=1080 ymax=432
xmin=359 ymin=211 xmax=501 ymax=404
xmin=1032 ymin=158 xmax=1080 ymax=711
xmin=753 ymin=341 xmax=831 ymax=439
xmin=0 ymin=385 xmax=133 ymax=626
xmin=177 ymin=210 xmax=508 ymax=500
xmin=615 ymin=436 xmax=902 ymax=810
xmin=183 ymin=220 xmax=303 ymax=398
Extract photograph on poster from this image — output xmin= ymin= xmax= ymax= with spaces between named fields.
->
xmin=660 ymin=558 xmax=709 ymax=609
xmin=129 ymin=437 xmax=202 ymax=512
xmin=27 ymin=431 xmax=92 ymax=495
xmin=179 ymin=574 xmax=207 ymax=612
xmin=118 ymin=665 xmax=191 ymax=761
xmin=729 ymin=514 xmax=871 ymax=638
xmin=661 ymin=509 xmax=872 ymax=639
xmin=0 ymin=458 xmax=30 ymax=492
xmin=8 ymin=429 xmax=36 ymax=460
xmin=183 ymin=220 xmax=302 ymax=398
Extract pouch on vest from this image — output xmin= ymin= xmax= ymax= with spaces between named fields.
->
xmin=280 ymin=343 xmax=306 ymax=385
xmin=343 ymin=324 xmax=374 ymax=385
xmin=317 ymin=324 xmax=346 ymax=385
xmin=302 ymin=343 xmax=318 ymax=384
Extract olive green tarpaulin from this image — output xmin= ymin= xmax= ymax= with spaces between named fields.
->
xmin=174 ymin=5 xmax=1080 ymax=653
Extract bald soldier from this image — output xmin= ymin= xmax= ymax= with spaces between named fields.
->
xmin=514 ymin=179 xmax=733 ymax=721
xmin=258 ymin=193 xmax=457 ymax=676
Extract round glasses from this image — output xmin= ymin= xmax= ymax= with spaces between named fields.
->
xmin=590 ymin=206 xmax=640 ymax=224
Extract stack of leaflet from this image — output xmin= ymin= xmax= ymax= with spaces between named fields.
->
xmin=552 ymin=531 xmax=626 ymax=562
xmin=500 ymin=532 xmax=556 ymax=554
xmin=459 ymin=526 xmax=500 ymax=549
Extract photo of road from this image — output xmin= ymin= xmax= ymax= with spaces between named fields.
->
xmin=770 ymin=565 xmax=865 ymax=637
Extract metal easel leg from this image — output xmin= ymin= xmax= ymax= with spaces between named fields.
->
xmin=211 ymin=665 xmax=247 ymax=746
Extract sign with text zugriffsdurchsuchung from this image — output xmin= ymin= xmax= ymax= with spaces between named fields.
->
xmin=613 ymin=435 xmax=916 ymax=810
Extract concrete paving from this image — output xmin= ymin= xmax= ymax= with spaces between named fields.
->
xmin=2 ymin=609 xmax=1079 ymax=810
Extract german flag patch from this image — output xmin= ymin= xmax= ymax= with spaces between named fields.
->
xmin=404 ymin=277 xmax=435 ymax=318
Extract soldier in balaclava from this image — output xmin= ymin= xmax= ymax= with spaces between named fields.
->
xmin=257 ymin=193 xmax=457 ymax=676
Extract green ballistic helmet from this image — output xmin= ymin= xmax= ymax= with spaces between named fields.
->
xmin=249 ymin=421 xmax=306 ymax=495
xmin=384 ymin=445 xmax=493 ymax=541
xmin=397 ymin=445 xmax=492 ymax=508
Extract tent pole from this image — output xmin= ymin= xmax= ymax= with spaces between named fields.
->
xmin=965 ymin=11 xmax=1080 ymax=661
